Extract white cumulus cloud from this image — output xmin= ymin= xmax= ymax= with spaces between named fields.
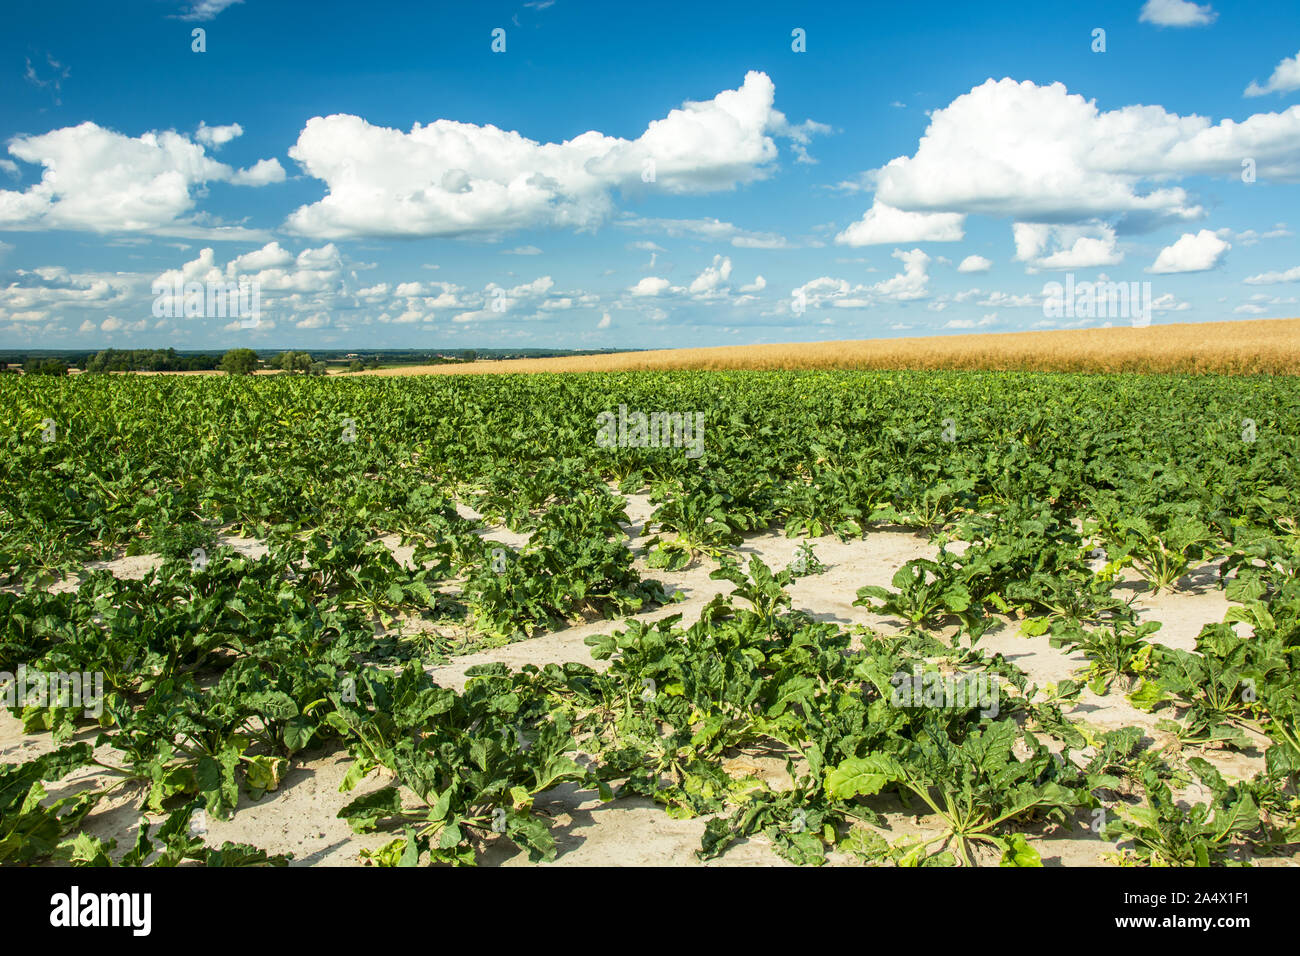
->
xmin=1013 ymin=223 xmax=1123 ymax=270
xmin=1243 ymin=265 xmax=1300 ymax=284
xmin=836 ymin=200 xmax=965 ymax=246
xmin=0 ymin=121 xmax=285 ymax=234
xmin=871 ymin=249 xmax=931 ymax=301
xmin=285 ymin=72 xmax=822 ymax=239
xmin=862 ymin=78 xmax=1300 ymax=241
xmin=688 ymin=255 xmax=733 ymax=297
xmin=629 ymin=276 xmax=674 ymax=297
xmin=178 ymin=0 xmax=244 ymax=21
xmin=1245 ymin=49 xmax=1300 ymax=97
xmin=195 ymin=122 xmax=243 ymax=147
xmin=1139 ymin=0 xmax=1217 ymax=27
xmin=1149 ymin=230 xmax=1231 ymax=273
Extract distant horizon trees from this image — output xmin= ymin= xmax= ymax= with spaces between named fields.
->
xmin=270 ymin=351 xmax=314 ymax=374
xmin=84 ymin=348 xmax=218 ymax=373
xmin=22 ymin=358 xmax=69 ymax=376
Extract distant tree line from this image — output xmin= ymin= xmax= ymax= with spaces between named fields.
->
xmin=1 ymin=346 xmax=637 ymax=378
xmin=83 ymin=348 xmax=219 ymax=373
xmin=215 ymin=349 xmax=327 ymax=376
xmin=20 ymin=358 xmax=70 ymax=376
xmin=0 ymin=357 xmax=75 ymax=375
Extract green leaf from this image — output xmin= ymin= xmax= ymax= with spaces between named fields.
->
xmin=998 ymin=832 xmax=1042 ymax=867
xmin=338 ymin=786 xmax=404 ymax=832
xmin=825 ymin=755 xmax=900 ymax=800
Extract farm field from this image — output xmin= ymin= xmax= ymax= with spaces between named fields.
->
xmin=2 ymin=369 xmax=1299 ymax=868
xmin=356 ymin=318 xmax=1300 ymax=377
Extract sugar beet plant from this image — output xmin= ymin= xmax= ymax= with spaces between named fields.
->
xmin=0 ymin=369 xmax=1298 ymax=865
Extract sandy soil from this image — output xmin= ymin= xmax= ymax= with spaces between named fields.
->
xmin=4 ymin=493 xmax=1292 ymax=867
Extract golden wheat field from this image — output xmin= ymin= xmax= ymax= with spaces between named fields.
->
xmin=357 ymin=318 xmax=1300 ymax=376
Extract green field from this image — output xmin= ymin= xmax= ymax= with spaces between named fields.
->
xmin=2 ymin=370 xmax=1298 ymax=866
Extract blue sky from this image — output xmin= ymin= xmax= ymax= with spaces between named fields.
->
xmin=1 ymin=0 xmax=1297 ymax=350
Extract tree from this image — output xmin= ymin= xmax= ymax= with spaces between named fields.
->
xmin=308 ymin=361 xmax=328 ymax=376
xmin=271 ymin=351 xmax=313 ymax=374
xmin=84 ymin=348 xmax=192 ymax=374
xmin=219 ymin=348 xmax=259 ymax=376
xmin=348 ymin=359 xmax=364 ymax=373
xmin=23 ymin=358 xmax=69 ymax=376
